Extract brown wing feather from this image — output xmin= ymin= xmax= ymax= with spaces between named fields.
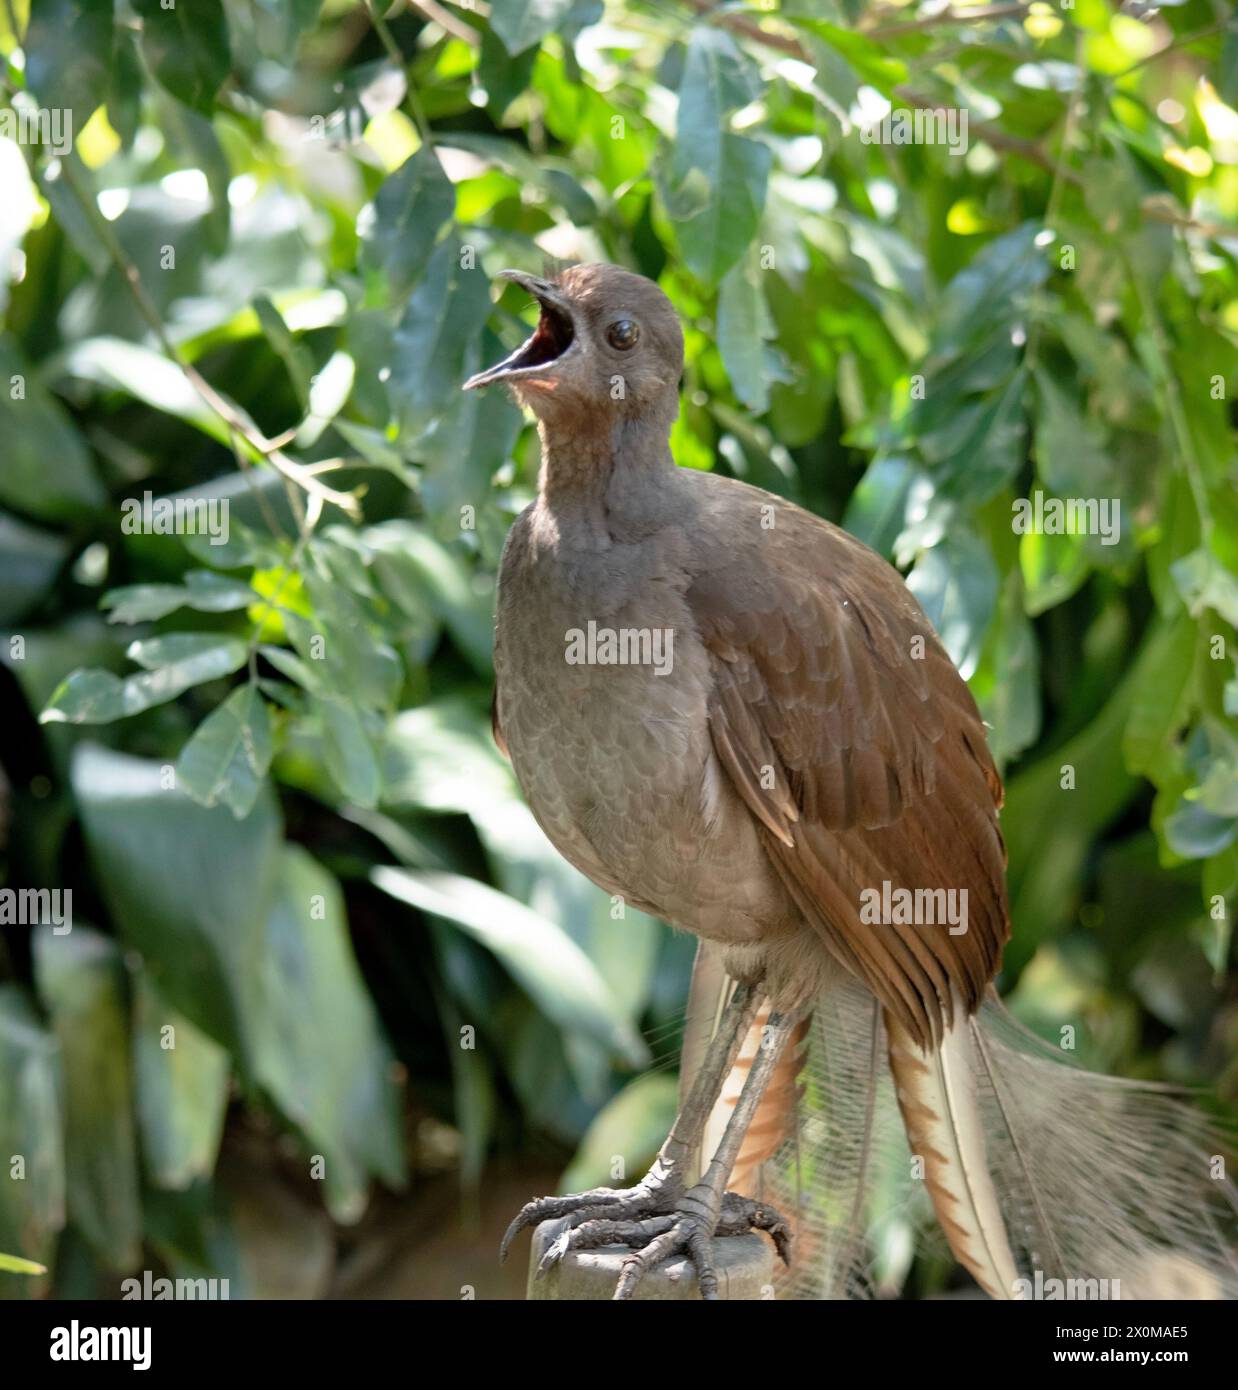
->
xmin=688 ymin=507 xmax=1009 ymax=1051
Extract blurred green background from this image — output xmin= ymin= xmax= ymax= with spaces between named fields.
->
xmin=0 ymin=0 xmax=1236 ymax=1299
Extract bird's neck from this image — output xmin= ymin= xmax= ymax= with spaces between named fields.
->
xmin=535 ymin=406 xmax=676 ymax=540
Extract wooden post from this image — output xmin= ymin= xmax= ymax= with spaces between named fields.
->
xmin=527 ymin=1217 xmax=774 ymax=1300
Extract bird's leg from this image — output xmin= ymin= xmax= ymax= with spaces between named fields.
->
xmin=609 ymin=1003 xmax=803 ymax=1300
xmin=500 ymin=981 xmax=760 ymax=1264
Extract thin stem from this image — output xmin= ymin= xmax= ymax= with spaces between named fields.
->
xmin=54 ymin=153 xmax=362 ymax=519
xmin=367 ymin=0 xmax=434 ymax=145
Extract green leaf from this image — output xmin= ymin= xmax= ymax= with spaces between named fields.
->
xmin=905 ymin=532 xmax=998 ymax=680
xmin=1032 ymin=368 xmax=1117 ymax=504
xmin=371 ymin=867 xmax=648 ymax=1068
xmin=788 ymin=17 xmax=908 ymax=90
xmin=0 ymin=512 xmax=69 ymax=623
xmin=297 ymin=568 xmax=403 ymax=710
xmin=390 ymin=234 xmax=494 ymax=437
xmin=489 ymin=0 xmax=576 ymax=55
xmin=1123 ymin=616 xmax=1197 ymax=780
xmin=33 ymin=925 xmax=142 ymax=1269
xmin=362 ymin=145 xmax=455 ymax=300
xmin=253 ymin=295 xmax=313 ymax=408
xmin=921 ymin=369 xmax=1027 ymax=505
xmin=102 ymin=571 xmax=255 ymax=624
xmin=42 ymin=634 xmax=247 ymax=724
xmin=0 ymin=987 xmax=64 ymax=1284
xmin=560 ymin=1072 xmax=678 ymax=1192
xmin=53 ymin=337 xmax=224 ymax=438
xmin=133 ymin=973 xmax=229 ymax=1190
xmin=478 ymin=26 xmax=538 ymax=114
xmin=844 ymin=455 xmax=924 ymax=559
xmin=1171 ymin=549 xmax=1238 ymax=627
xmin=313 ymin=694 xmax=381 ymax=808
xmin=1221 ymin=21 xmax=1238 ymax=109
xmin=974 ymin=578 xmax=1041 ymax=769
xmin=0 ymin=337 xmax=104 ymax=521
xmin=0 ymin=1252 xmax=48 ymax=1275
xmin=176 ymin=684 xmax=273 ymax=818
xmin=716 ymin=253 xmax=775 ymax=413
xmin=934 ymin=224 xmax=1049 ymax=356
xmin=24 ymin=0 xmax=115 ymax=135
xmin=253 ymin=847 xmax=406 ymax=1218
xmin=1164 ymin=801 xmax=1238 ymax=860
xmin=72 ymin=744 xmax=282 ymax=1057
xmin=134 ymin=0 xmax=231 ymax=115
xmin=665 ymin=29 xmax=770 ymax=284
xmin=366 ymin=521 xmax=494 ymax=676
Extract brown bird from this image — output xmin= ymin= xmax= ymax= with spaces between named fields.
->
xmin=465 ymin=263 xmax=1236 ymax=1301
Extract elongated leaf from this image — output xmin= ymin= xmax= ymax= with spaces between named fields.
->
xmin=362 ymin=145 xmax=455 ymax=299
xmin=489 ymin=0 xmax=575 ymax=55
xmin=372 ymin=867 xmax=647 ymax=1068
xmin=134 ymin=0 xmax=231 ymax=114
xmin=665 ymin=29 xmax=769 ymax=284
xmin=0 ymin=338 xmax=104 ymax=521
xmin=560 ymin=1072 xmax=678 ymax=1192
xmin=133 ymin=973 xmax=229 ymax=1190
xmin=717 ymin=254 xmax=776 ymax=412
xmin=390 ymin=234 xmax=494 ymax=437
xmin=253 ymin=847 xmax=406 ymax=1218
xmin=314 ymin=694 xmax=381 ymax=808
xmin=0 ymin=987 xmax=64 ymax=1289
xmin=41 ymin=635 xmax=247 ymax=724
xmin=72 ymin=744 xmax=281 ymax=1057
xmin=33 ymin=925 xmax=141 ymax=1269
xmin=25 ymin=0 xmax=115 ymax=134
xmin=906 ymin=532 xmax=998 ymax=680
xmin=177 ymin=684 xmax=273 ymax=818
xmin=102 ymin=571 xmax=255 ymax=625
xmin=0 ymin=512 xmax=69 ymax=623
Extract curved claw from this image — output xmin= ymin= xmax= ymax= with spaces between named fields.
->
xmin=498 ymin=1185 xmax=649 ymax=1263
xmin=536 ymin=1214 xmax=677 ymax=1278
xmin=613 ymin=1219 xmax=713 ymax=1300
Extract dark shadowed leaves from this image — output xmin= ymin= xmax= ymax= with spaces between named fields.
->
xmin=24 ymin=0 xmax=115 ymax=135
xmin=133 ymin=0 xmax=231 ymax=115
xmin=33 ymin=925 xmax=141 ymax=1269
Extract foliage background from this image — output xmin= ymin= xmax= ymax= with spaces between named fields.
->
xmin=0 ymin=0 xmax=1236 ymax=1299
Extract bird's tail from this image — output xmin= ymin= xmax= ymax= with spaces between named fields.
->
xmin=697 ymin=973 xmax=1238 ymax=1299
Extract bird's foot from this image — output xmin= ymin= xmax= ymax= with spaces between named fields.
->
xmin=499 ymin=1168 xmax=683 ymax=1265
xmin=536 ymin=1186 xmax=791 ymax=1300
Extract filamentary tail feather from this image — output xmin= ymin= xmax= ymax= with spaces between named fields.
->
xmin=748 ymin=985 xmax=1238 ymax=1299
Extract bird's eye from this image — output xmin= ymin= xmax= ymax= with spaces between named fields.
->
xmin=606 ymin=319 xmax=640 ymax=351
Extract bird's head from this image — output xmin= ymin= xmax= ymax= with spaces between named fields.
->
xmin=463 ymin=262 xmax=684 ymax=423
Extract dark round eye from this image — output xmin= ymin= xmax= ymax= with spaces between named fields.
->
xmin=606 ymin=319 xmax=640 ymax=351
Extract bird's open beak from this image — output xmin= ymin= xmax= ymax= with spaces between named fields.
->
xmin=463 ymin=270 xmax=578 ymax=391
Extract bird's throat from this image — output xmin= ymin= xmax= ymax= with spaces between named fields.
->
xmin=535 ymin=409 xmax=676 ymax=538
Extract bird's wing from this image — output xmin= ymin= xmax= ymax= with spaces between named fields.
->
xmin=686 ymin=504 xmax=1009 ymax=1050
